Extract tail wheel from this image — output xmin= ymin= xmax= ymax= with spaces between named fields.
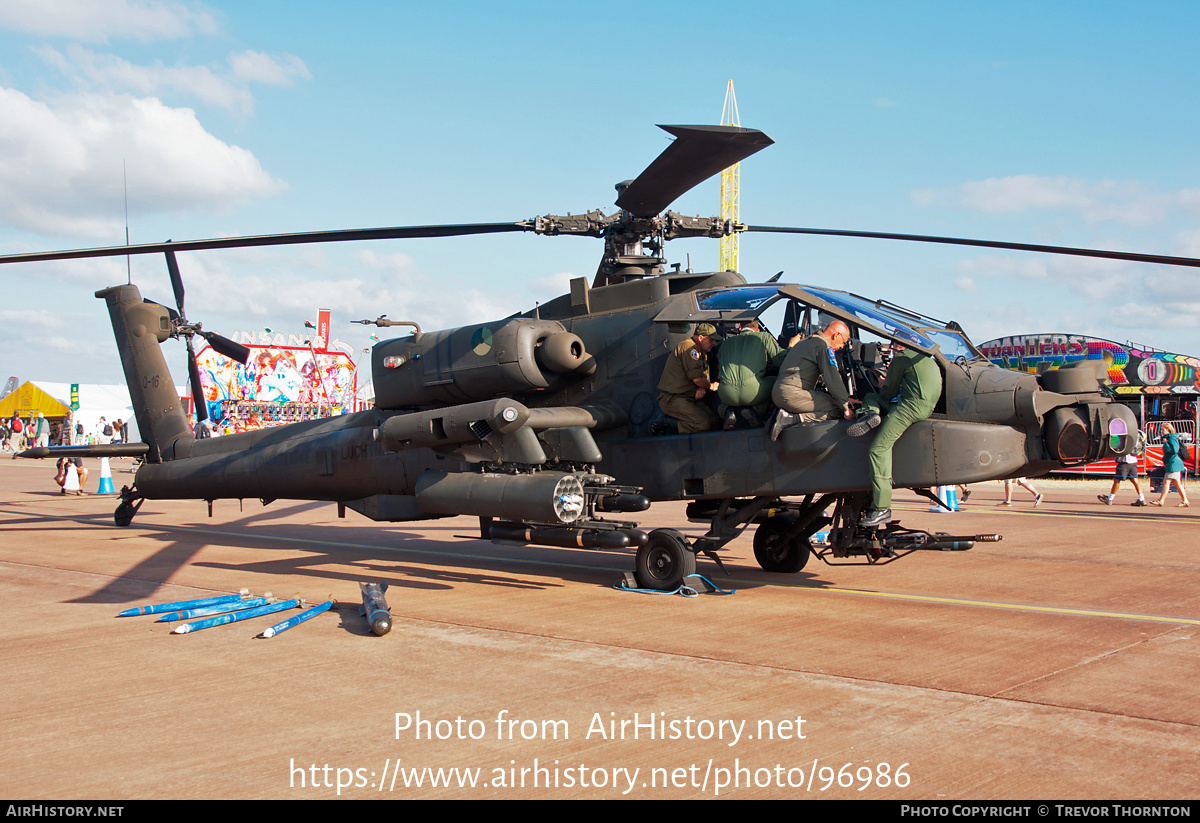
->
xmin=753 ymin=514 xmax=811 ymax=573
xmin=114 ymin=492 xmax=143 ymax=527
xmin=635 ymin=528 xmax=696 ymax=590
xmin=114 ymin=502 xmax=136 ymax=527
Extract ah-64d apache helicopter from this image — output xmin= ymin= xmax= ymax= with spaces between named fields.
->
xmin=7 ymin=123 xmax=1185 ymax=590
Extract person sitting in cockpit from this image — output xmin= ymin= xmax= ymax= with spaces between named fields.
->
xmin=769 ymin=320 xmax=858 ymax=440
xmin=655 ymin=323 xmax=721 ymax=434
xmin=716 ymin=319 xmax=797 ymax=430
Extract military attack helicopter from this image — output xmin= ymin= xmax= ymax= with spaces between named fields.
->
xmin=6 ymin=123 xmax=1183 ymax=590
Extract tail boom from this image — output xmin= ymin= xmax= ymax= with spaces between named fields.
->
xmin=96 ymin=284 xmax=194 ymax=463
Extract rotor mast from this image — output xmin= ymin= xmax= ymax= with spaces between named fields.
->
xmin=719 ymin=81 xmax=741 ymax=273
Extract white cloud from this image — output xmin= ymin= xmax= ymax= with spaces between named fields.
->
xmin=1174 ymin=227 xmax=1200 ymax=257
xmin=909 ymin=188 xmax=935 ymax=207
xmin=0 ymin=306 xmax=110 ymax=381
xmin=955 ymin=255 xmax=1050 ymax=280
xmin=0 ymin=309 xmax=64 ymax=329
xmin=1105 ymin=301 xmax=1200 ymax=332
xmin=35 ymin=44 xmax=310 ymax=115
xmin=0 ymin=87 xmax=284 ymax=237
xmin=229 ymin=51 xmax=311 ymax=87
xmin=36 ymin=44 xmax=252 ymax=113
xmin=527 ymin=271 xmax=577 ymax=296
xmin=0 ymin=0 xmax=219 ymax=42
xmin=916 ymin=175 xmax=1200 ymax=226
xmin=955 ymin=252 xmax=1132 ymax=300
xmin=172 ymin=248 xmax=524 ymax=338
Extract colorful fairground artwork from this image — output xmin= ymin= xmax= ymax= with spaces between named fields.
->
xmin=194 ymin=309 xmax=362 ymax=433
xmin=980 ymin=333 xmax=1199 ymax=476
xmin=978 ymin=333 xmax=1200 ymax=397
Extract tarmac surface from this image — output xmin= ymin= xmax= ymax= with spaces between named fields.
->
xmin=1 ymin=457 xmax=1198 ymax=800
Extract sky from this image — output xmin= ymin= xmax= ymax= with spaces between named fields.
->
xmin=2 ymin=1 xmax=1199 ymax=387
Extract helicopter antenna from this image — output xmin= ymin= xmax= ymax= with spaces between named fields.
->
xmin=719 ymin=81 xmax=741 ymax=273
xmin=123 ymin=160 xmax=131 ymax=285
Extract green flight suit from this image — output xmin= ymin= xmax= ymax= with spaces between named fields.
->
xmin=861 ymin=348 xmax=942 ymax=509
xmin=716 ymin=329 xmax=788 ymax=416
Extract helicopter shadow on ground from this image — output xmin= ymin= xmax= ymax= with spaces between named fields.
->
xmin=71 ymin=500 xmax=641 ymax=607
xmin=0 ymin=507 xmax=116 ymax=530
xmin=189 ymin=500 xmax=650 ymax=590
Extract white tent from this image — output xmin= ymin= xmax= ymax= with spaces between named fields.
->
xmin=33 ymin=382 xmax=186 ymax=444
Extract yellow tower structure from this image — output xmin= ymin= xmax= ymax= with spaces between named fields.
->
xmin=719 ymin=80 xmax=741 ymax=273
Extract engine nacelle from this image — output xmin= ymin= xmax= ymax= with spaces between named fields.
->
xmin=372 ymin=318 xmax=593 ymax=408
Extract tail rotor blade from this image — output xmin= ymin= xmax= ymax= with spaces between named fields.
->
xmin=165 ymin=248 xmax=186 ymax=317
xmin=199 ymin=331 xmax=251 ymax=364
xmin=185 ymin=338 xmax=208 ymax=424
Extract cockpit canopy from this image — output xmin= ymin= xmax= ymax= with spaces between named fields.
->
xmin=654 ymin=283 xmax=983 ymax=362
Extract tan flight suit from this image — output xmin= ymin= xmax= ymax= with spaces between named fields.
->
xmin=658 ymin=338 xmax=719 ymax=434
xmin=773 ymin=335 xmax=852 ymax=422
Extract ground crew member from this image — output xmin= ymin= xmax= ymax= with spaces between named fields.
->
xmin=657 ymin=323 xmax=720 ymax=434
xmin=716 ymin=319 xmax=796 ymax=429
xmin=771 ymin=320 xmax=857 ymax=434
xmin=850 ymin=345 xmax=943 ymax=527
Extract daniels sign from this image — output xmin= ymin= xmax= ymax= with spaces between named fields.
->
xmin=979 ymin=333 xmax=1200 ymax=394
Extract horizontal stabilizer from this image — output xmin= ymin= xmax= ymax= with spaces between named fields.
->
xmin=19 ymin=444 xmax=150 ymax=459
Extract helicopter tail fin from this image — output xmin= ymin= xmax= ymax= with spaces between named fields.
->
xmin=96 ymin=284 xmax=195 ymax=463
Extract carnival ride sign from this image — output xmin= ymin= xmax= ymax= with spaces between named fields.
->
xmin=979 ymin=333 xmax=1200 ymax=394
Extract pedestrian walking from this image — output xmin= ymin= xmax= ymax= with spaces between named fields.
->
xmin=1150 ymin=423 xmax=1190 ymax=508
xmin=1099 ymin=428 xmax=1147 ymax=507
xmin=1000 ymin=477 xmax=1043 ymax=507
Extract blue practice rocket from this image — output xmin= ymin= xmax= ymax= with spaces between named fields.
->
xmin=172 ymin=599 xmax=300 ymax=634
xmin=260 ymin=600 xmax=335 ymax=638
xmin=154 ymin=597 xmax=272 ymax=622
xmin=118 ymin=592 xmax=248 ymax=617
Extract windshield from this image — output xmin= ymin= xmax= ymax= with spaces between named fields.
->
xmin=921 ymin=328 xmax=979 ymax=361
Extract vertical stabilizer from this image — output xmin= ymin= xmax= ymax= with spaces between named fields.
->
xmin=96 ymin=285 xmax=195 ymax=463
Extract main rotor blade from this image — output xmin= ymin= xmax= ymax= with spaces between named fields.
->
xmin=616 ymin=125 xmax=774 ymax=218
xmin=744 ymin=225 xmax=1200 ymax=269
xmin=0 ymin=222 xmax=535 ymax=265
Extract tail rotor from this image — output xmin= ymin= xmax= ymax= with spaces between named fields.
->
xmin=162 ymin=248 xmax=250 ymax=424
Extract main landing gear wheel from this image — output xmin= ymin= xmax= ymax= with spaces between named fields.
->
xmin=753 ymin=514 xmax=811 ymax=573
xmin=635 ymin=528 xmax=696 ymax=590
